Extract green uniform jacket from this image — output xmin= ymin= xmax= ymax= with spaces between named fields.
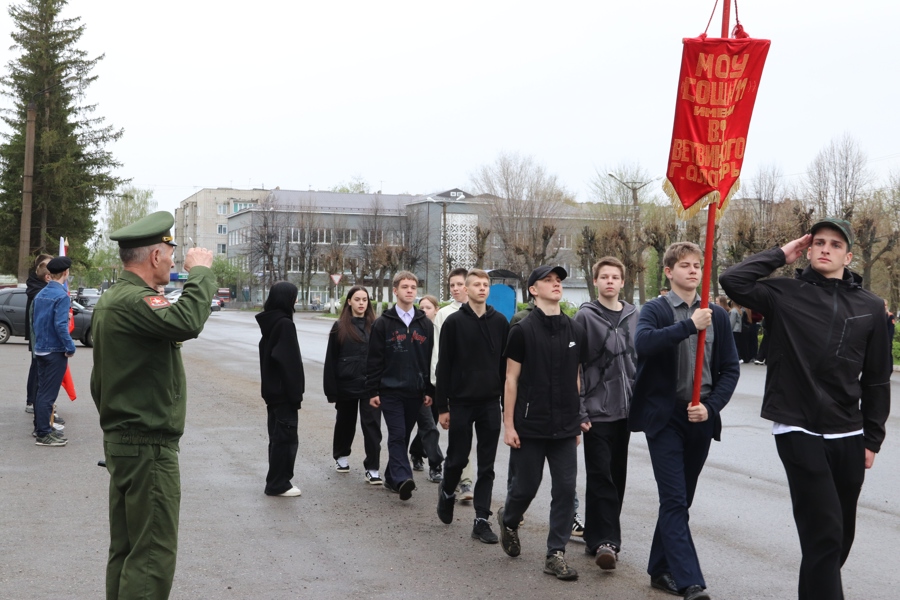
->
xmin=90 ymin=267 xmax=216 ymax=448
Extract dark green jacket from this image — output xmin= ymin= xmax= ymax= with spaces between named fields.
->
xmin=90 ymin=268 xmax=216 ymax=447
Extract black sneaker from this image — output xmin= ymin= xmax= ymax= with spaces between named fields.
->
xmin=544 ymin=551 xmax=578 ymax=581
xmin=384 ymin=480 xmax=400 ymax=494
xmin=398 ymin=479 xmax=416 ymax=501
xmin=571 ymin=513 xmax=584 ymax=537
xmin=595 ymin=543 xmax=618 ymax=570
xmin=497 ymin=507 xmax=520 ymax=557
xmin=437 ymin=488 xmax=456 ymax=524
xmin=365 ymin=470 xmax=383 ymax=485
xmin=427 ymin=465 xmax=443 ymax=483
xmin=472 ymin=518 xmax=499 ymax=544
xmin=53 ymin=413 xmax=65 ymax=425
xmin=411 ymin=455 xmax=424 ymax=471
xmin=335 ymin=459 xmax=349 ymax=473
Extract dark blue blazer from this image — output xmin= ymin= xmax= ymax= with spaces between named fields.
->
xmin=628 ymin=297 xmax=740 ymax=440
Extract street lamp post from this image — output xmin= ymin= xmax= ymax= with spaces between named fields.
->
xmin=608 ymin=173 xmax=655 ymax=306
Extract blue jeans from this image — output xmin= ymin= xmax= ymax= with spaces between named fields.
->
xmin=34 ymin=353 xmax=67 ymax=437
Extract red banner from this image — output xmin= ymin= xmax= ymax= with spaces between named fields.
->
xmin=663 ymin=35 xmax=770 ymax=219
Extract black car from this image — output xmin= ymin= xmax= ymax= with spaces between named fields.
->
xmin=0 ymin=288 xmax=94 ymax=346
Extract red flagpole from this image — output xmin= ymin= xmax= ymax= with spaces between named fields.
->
xmin=690 ymin=0 xmax=730 ymax=407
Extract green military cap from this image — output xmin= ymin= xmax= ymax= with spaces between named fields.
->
xmin=810 ymin=217 xmax=853 ymax=249
xmin=110 ymin=211 xmax=178 ymax=249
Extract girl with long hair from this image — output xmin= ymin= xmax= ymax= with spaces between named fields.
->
xmin=323 ymin=286 xmax=383 ymax=484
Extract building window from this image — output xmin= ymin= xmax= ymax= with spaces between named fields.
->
xmin=315 ymin=228 xmax=332 ymax=244
xmin=217 ymin=224 xmax=227 ymax=235
xmin=216 ymin=244 xmax=226 ymax=254
xmin=217 ymin=204 xmax=227 ymax=215
xmin=334 ymin=229 xmax=357 ymax=245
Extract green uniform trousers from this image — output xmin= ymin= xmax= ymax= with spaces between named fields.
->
xmin=104 ymin=441 xmax=181 ymax=600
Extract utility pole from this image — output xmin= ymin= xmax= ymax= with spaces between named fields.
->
xmin=608 ymin=173 xmax=654 ymax=306
xmin=16 ymin=103 xmax=37 ymax=283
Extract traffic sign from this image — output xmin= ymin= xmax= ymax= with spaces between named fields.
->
xmin=330 ymin=274 xmax=342 ymax=285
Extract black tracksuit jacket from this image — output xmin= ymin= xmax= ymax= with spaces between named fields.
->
xmin=434 ymin=303 xmax=509 ymax=413
xmin=720 ymin=248 xmax=892 ymax=452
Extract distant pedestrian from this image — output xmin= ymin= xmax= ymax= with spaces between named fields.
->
xmin=32 ymin=256 xmax=76 ymax=447
xmin=257 ymin=281 xmax=305 ymax=497
xmin=366 ymin=271 xmax=434 ymax=501
xmin=721 ymin=218 xmax=892 ymax=600
xmin=24 ymin=253 xmax=52 ymax=414
xmin=324 ymin=286 xmax=382 ymax=485
xmin=418 ymin=295 xmax=439 ymax=321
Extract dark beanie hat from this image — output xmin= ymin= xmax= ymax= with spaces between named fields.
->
xmin=47 ymin=256 xmax=72 ymax=274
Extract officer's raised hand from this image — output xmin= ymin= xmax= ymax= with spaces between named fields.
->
xmin=184 ymin=247 xmax=214 ymax=271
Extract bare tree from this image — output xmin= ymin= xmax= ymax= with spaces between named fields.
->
xmin=246 ymin=193 xmax=293 ymax=295
xmin=470 ymin=225 xmax=491 ymax=269
xmin=470 ymin=152 xmax=570 ymax=301
xmin=805 ymin=134 xmax=872 ymax=218
xmin=290 ymin=206 xmax=320 ymax=307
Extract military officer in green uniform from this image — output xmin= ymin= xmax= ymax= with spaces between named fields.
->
xmin=91 ymin=211 xmax=216 ymax=600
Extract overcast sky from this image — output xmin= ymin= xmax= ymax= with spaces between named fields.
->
xmin=2 ymin=0 xmax=898 ymax=216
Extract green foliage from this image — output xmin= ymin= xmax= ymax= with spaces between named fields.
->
xmin=331 ymin=175 xmax=370 ymax=194
xmin=211 ymin=255 xmax=244 ymax=288
xmin=560 ymin=300 xmax=577 ymax=318
xmin=894 ymin=339 xmax=900 ymax=366
xmin=0 ymin=0 xmax=125 ymax=274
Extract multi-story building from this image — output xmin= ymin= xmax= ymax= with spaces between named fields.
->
xmin=177 ymin=186 xmax=592 ymax=306
xmin=173 ymin=188 xmax=270 ymax=274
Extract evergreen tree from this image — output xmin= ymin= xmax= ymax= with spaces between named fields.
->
xmin=0 ymin=0 xmax=125 ymax=273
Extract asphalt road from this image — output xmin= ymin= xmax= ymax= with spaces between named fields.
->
xmin=1 ymin=310 xmax=898 ymax=599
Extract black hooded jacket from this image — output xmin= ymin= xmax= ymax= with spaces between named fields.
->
xmin=720 ymin=247 xmax=892 ymax=452
xmin=365 ymin=305 xmax=434 ymax=399
xmin=434 ymin=303 xmax=509 ymax=412
xmin=25 ymin=270 xmax=48 ymax=344
xmin=323 ymin=317 xmax=370 ymax=402
xmin=255 ymin=283 xmax=304 ymax=406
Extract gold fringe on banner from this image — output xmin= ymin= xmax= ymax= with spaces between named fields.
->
xmin=662 ymin=178 xmax=719 ymax=221
xmin=716 ymin=177 xmax=740 ymax=219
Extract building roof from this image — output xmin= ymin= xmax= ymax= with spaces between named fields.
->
xmin=266 ymin=189 xmax=420 ymax=215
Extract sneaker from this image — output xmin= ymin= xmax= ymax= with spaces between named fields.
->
xmin=384 ymin=480 xmax=400 ymax=494
xmin=335 ymin=457 xmax=350 ymax=473
xmin=277 ymin=486 xmax=302 ymax=497
xmin=35 ymin=431 xmax=67 ymax=447
xmin=437 ymin=488 xmax=456 ymax=524
xmin=457 ymin=483 xmax=474 ymax=503
xmin=427 ymin=465 xmax=443 ymax=483
xmin=398 ymin=479 xmax=416 ymax=501
xmin=571 ymin=513 xmax=584 ymax=537
xmin=25 ymin=404 xmax=34 ymax=414
xmin=497 ymin=507 xmax=521 ymax=557
xmin=411 ymin=455 xmax=425 ymax=471
xmin=53 ymin=414 xmax=65 ymax=425
xmin=595 ymin=543 xmax=618 ymax=570
xmin=472 ymin=518 xmax=499 ymax=544
xmin=753 ymin=359 xmax=765 ymax=365
xmin=52 ymin=422 xmax=65 ymax=432
xmin=365 ymin=470 xmax=383 ymax=485
xmin=544 ymin=551 xmax=578 ymax=581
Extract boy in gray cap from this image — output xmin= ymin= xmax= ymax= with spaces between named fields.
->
xmin=32 ymin=256 xmax=75 ymax=446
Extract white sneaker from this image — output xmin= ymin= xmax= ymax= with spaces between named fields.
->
xmin=335 ymin=457 xmax=350 ymax=473
xmin=365 ymin=470 xmax=383 ymax=485
xmin=277 ymin=486 xmax=301 ymax=497
xmin=52 ymin=422 xmax=65 ymax=432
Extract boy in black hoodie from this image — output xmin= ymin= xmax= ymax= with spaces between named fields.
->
xmin=367 ymin=271 xmax=434 ymax=501
xmin=435 ymin=269 xmax=509 ymax=542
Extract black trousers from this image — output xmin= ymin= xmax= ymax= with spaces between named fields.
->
xmin=775 ymin=432 xmax=865 ymax=600
xmin=440 ymin=402 xmax=502 ymax=520
xmin=265 ymin=404 xmax=299 ymax=495
xmin=407 ymin=403 xmax=443 ymax=468
xmin=502 ymin=436 xmax=577 ymax=554
xmin=583 ymin=419 xmax=630 ymax=552
xmin=332 ymin=398 xmax=382 ymax=471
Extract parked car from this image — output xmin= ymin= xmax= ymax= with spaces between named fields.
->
xmin=0 ymin=288 xmax=93 ymax=346
xmin=75 ymin=294 xmax=102 ymax=309
xmin=211 ymin=297 xmax=222 ymax=312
